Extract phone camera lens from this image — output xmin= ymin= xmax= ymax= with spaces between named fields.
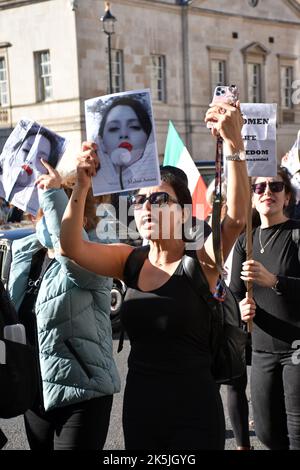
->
xmin=216 ymin=91 xmax=220 ymax=96
xmin=221 ymin=89 xmax=225 ymax=94
xmin=216 ymin=87 xmax=221 ymax=92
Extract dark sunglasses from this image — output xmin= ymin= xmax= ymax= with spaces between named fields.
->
xmin=252 ymin=181 xmax=285 ymax=195
xmin=129 ymin=191 xmax=179 ymax=209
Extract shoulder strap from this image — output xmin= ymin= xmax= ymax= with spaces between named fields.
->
xmin=118 ymin=245 xmax=150 ymax=353
xmin=123 ymin=245 xmax=150 ymax=286
xmin=211 ymin=136 xmax=224 ymax=279
xmin=182 ymin=252 xmax=216 ymax=313
xmin=18 ymin=250 xmax=54 ymax=319
xmin=182 ymin=252 xmax=223 ymax=352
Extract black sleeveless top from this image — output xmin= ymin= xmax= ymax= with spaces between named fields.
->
xmin=120 ymin=250 xmax=212 ymax=375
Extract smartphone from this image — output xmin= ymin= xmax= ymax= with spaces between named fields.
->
xmin=207 ymin=85 xmax=239 ymax=128
xmin=212 ymin=85 xmax=239 ymax=106
xmin=3 ymin=324 xmax=27 ymax=345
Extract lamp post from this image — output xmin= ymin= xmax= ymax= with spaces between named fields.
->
xmin=101 ymin=2 xmax=117 ymax=94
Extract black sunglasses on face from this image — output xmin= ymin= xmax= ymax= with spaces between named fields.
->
xmin=252 ymin=181 xmax=285 ymax=195
xmin=130 ymin=191 xmax=179 ymax=209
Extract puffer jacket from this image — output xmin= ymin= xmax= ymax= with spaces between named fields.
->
xmin=9 ymin=189 xmax=120 ymax=411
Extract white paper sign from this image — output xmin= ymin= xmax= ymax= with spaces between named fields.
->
xmin=85 ymin=89 xmax=161 ymax=196
xmin=0 ymin=119 xmax=67 ymax=215
xmin=281 ymin=130 xmax=300 ymax=201
xmin=240 ymin=103 xmax=277 ymax=177
xmin=281 ymin=130 xmax=300 ymax=176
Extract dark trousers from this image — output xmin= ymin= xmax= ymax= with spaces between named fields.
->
xmin=24 ymin=395 xmax=113 ymax=450
xmin=251 ymin=350 xmax=300 ymax=450
xmin=226 ymin=370 xmax=250 ymax=448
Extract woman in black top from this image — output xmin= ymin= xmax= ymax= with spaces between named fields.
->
xmin=230 ymin=167 xmax=300 ymax=450
xmin=60 ymin=101 xmax=249 ymax=449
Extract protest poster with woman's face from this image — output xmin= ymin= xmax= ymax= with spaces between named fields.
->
xmin=85 ymin=89 xmax=160 ymax=195
xmin=0 ymin=119 xmax=67 ymax=215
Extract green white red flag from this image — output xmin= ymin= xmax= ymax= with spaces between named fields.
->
xmin=163 ymin=121 xmax=210 ymax=219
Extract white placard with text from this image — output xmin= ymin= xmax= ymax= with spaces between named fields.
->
xmin=240 ymin=103 xmax=277 ymax=177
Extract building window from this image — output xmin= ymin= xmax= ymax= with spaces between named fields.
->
xmin=247 ymin=63 xmax=261 ymax=103
xmin=111 ymin=49 xmax=124 ymax=93
xmin=151 ymin=54 xmax=166 ymax=102
xmin=281 ymin=66 xmax=293 ymax=109
xmin=211 ymin=60 xmax=226 ymax=92
xmin=35 ymin=50 xmax=53 ymax=101
xmin=0 ymin=57 xmax=8 ymax=107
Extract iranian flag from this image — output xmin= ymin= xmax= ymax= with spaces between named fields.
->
xmin=163 ymin=121 xmax=211 ymax=219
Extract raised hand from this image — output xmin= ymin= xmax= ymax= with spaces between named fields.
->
xmin=76 ymin=141 xmax=100 ymax=190
xmin=204 ymin=100 xmax=244 ymax=151
xmin=239 ymin=295 xmax=256 ymax=323
xmin=35 ymin=159 xmax=62 ymax=190
xmin=240 ymin=259 xmax=277 ymax=288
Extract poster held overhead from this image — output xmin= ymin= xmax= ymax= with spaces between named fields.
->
xmin=281 ymin=130 xmax=300 ymax=204
xmin=85 ymin=89 xmax=160 ymax=195
xmin=240 ymin=103 xmax=277 ymax=177
xmin=0 ymin=119 xmax=67 ymax=215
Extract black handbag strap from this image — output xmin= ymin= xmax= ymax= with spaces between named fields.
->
xmin=182 ymin=253 xmax=209 ymax=296
xmin=182 ymin=252 xmax=223 ymax=353
xmin=212 ymin=136 xmax=224 ymax=279
xmin=17 ymin=250 xmax=54 ymax=346
xmin=182 ymin=252 xmax=219 ymax=316
xmin=18 ymin=250 xmax=53 ymax=314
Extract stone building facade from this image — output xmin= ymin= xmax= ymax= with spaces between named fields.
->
xmin=0 ymin=0 xmax=299 ymax=162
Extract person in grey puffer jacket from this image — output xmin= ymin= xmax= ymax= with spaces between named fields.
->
xmin=8 ymin=161 xmax=120 ymax=450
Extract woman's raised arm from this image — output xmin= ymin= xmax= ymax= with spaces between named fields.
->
xmin=60 ymin=142 xmax=133 ymax=280
xmin=199 ymin=102 xmax=249 ymax=289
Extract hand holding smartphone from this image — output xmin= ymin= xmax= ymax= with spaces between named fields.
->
xmin=207 ymin=85 xmax=239 ymax=129
xmin=211 ymin=85 xmax=239 ymax=106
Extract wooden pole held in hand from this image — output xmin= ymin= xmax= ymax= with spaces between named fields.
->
xmin=246 ymin=176 xmax=253 ymax=333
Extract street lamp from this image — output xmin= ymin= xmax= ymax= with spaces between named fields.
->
xmin=101 ymin=2 xmax=117 ymax=94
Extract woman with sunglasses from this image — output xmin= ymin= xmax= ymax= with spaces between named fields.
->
xmin=60 ymin=101 xmax=249 ymax=450
xmin=229 ymin=167 xmax=300 ymax=450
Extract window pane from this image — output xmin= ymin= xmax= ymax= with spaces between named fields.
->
xmin=211 ymin=60 xmax=226 ymax=92
xmin=281 ymin=66 xmax=293 ymax=108
xmin=248 ymin=63 xmax=261 ymax=103
xmin=151 ymin=54 xmax=166 ymax=102
xmin=36 ymin=50 xmax=53 ymax=101
xmin=111 ymin=49 xmax=124 ymax=93
xmin=0 ymin=57 xmax=9 ymax=106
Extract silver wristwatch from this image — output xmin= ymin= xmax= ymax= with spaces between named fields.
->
xmin=225 ymin=151 xmax=246 ymax=161
xmin=271 ymin=277 xmax=282 ymax=294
